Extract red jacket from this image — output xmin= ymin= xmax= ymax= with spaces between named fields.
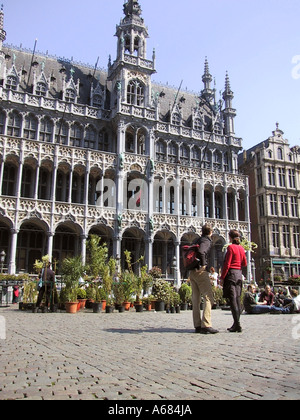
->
xmin=221 ymin=244 xmax=247 ymax=280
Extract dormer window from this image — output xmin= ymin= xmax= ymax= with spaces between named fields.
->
xmin=172 ymin=113 xmax=181 ymax=126
xmin=6 ymin=75 xmax=17 ymax=90
xmin=92 ymin=94 xmax=102 ymax=108
xmin=65 ymin=88 xmax=76 ymax=103
xmin=36 ymin=82 xmax=47 ymax=97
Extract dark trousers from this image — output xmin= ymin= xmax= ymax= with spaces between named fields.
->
xmin=223 ymin=269 xmax=243 ymax=326
xmin=36 ymin=284 xmax=52 ymax=307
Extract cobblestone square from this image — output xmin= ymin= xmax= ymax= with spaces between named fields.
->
xmin=0 ymin=306 xmax=299 ymax=400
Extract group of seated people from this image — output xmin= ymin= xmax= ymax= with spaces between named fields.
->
xmin=243 ymin=284 xmax=300 ymax=315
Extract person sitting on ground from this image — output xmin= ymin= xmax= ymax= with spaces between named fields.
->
xmin=259 ymin=285 xmax=275 ymax=306
xmin=244 ymin=284 xmax=275 ymax=314
xmin=270 ymin=289 xmax=300 ymax=315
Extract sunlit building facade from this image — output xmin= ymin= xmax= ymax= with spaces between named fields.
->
xmin=0 ymin=1 xmax=250 ymax=283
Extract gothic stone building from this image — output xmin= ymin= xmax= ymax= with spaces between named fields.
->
xmin=239 ymin=125 xmax=300 ymax=284
xmin=0 ymin=1 xmax=250 ymax=284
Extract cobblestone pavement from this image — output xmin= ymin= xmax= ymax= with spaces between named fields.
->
xmin=0 ymin=305 xmax=299 ymax=401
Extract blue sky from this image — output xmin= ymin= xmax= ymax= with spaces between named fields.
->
xmin=3 ymin=0 xmax=300 ymax=150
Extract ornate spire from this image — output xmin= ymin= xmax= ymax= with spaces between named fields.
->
xmin=123 ymin=0 xmax=142 ymax=19
xmin=201 ymin=57 xmax=215 ymax=105
xmin=0 ymin=4 xmax=6 ymax=45
xmin=202 ymin=57 xmax=212 ymax=89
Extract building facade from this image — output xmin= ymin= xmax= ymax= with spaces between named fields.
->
xmin=239 ymin=124 xmax=300 ymax=284
xmin=0 ymin=1 xmax=250 ymax=284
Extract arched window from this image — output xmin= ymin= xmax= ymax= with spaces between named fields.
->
xmin=2 ymin=163 xmax=17 ymax=196
xmin=7 ymin=111 xmax=21 ymax=137
xmin=278 ymin=148 xmax=283 ymax=160
xmin=55 ymin=120 xmax=68 ymax=145
xmin=215 ymin=192 xmax=223 ymax=219
xmin=156 ymin=140 xmax=166 ymax=162
xmin=40 ymin=117 xmax=53 ymax=142
xmin=124 ymin=36 xmax=131 ymax=54
xmin=168 ymin=142 xmax=177 ymax=163
xmin=134 ymin=36 xmax=140 ymax=56
xmin=0 ymin=110 xmax=6 ymax=134
xmin=213 ymin=151 xmax=222 ymax=171
xmin=180 ymin=145 xmax=189 ymax=165
xmin=84 ymin=125 xmax=97 ymax=149
xmin=21 ymin=166 xmax=35 ymax=198
xmin=70 ymin=123 xmax=83 ymax=147
xmin=24 ymin=114 xmax=38 ymax=140
xmin=191 ymin=147 xmax=200 ymax=167
xmin=204 ymin=191 xmax=212 ymax=218
xmin=98 ymin=129 xmax=110 ymax=152
xmin=127 ymin=80 xmax=144 ymax=106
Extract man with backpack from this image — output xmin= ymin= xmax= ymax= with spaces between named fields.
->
xmin=189 ymin=225 xmax=219 ymax=335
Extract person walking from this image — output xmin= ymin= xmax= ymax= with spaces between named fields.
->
xmin=189 ymin=225 xmax=219 ymax=335
xmin=220 ymin=230 xmax=247 ymax=333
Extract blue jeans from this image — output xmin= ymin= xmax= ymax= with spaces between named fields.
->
xmin=251 ymin=305 xmax=273 ymax=314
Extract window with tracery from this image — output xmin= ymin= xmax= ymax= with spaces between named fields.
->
xmin=0 ymin=110 xmax=6 ymax=134
xmin=55 ymin=120 xmax=68 ymax=145
xmin=65 ymin=88 xmax=76 ymax=103
xmin=172 ymin=113 xmax=181 ymax=126
xmin=7 ymin=111 xmax=21 ymax=137
xmin=6 ymin=75 xmax=17 ymax=90
xmin=36 ymin=82 xmax=47 ymax=96
xmin=24 ymin=114 xmax=38 ymax=140
xmin=156 ymin=140 xmax=166 ymax=162
xmin=127 ymin=80 xmax=144 ymax=106
xmin=40 ymin=117 xmax=53 ymax=142
xmin=84 ymin=125 xmax=97 ymax=149
xmin=70 ymin=123 xmax=83 ymax=147
xmin=92 ymin=94 xmax=102 ymax=108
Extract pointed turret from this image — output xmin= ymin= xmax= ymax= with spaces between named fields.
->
xmin=222 ymin=72 xmax=236 ymax=135
xmin=0 ymin=5 xmax=6 ymax=49
xmin=201 ymin=58 xmax=215 ymax=104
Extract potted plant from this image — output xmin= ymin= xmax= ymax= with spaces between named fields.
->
xmin=179 ymin=283 xmax=192 ymax=310
xmin=152 ymin=278 xmax=170 ymax=311
xmin=85 ymin=283 xmax=96 ymax=308
xmin=61 ymin=256 xmax=85 ymax=314
xmin=77 ymin=288 xmax=87 ymax=310
xmin=22 ymin=281 xmax=38 ymax=311
xmin=142 ymin=295 xmax=154 ymax=311
xmin=112 ymin=281 xmax=125 ymax=312
xmin=124 ymin=250 xmax=145 ymax=311
xmin=172 ymin=290 xmax=181 ymax=313
xmin=120 ymin=271 xmax=134 ymax=311
xmin=105 ymin=296 xmax=114 ymax=313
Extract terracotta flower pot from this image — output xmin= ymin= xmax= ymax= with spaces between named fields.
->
xmin=122 ymin=301 xmax=131 ymax=311
xmin=101 ymin=300 xmax=107 ymax=311
xmin=65 ymin=302 xmax=78 ymax=314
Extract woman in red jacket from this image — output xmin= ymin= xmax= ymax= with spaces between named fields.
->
xmin=221 ymin=230 xmax=247 ymax=333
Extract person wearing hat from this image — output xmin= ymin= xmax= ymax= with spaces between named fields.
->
xmin=36 ymin=262 xmax=56 ymax=311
